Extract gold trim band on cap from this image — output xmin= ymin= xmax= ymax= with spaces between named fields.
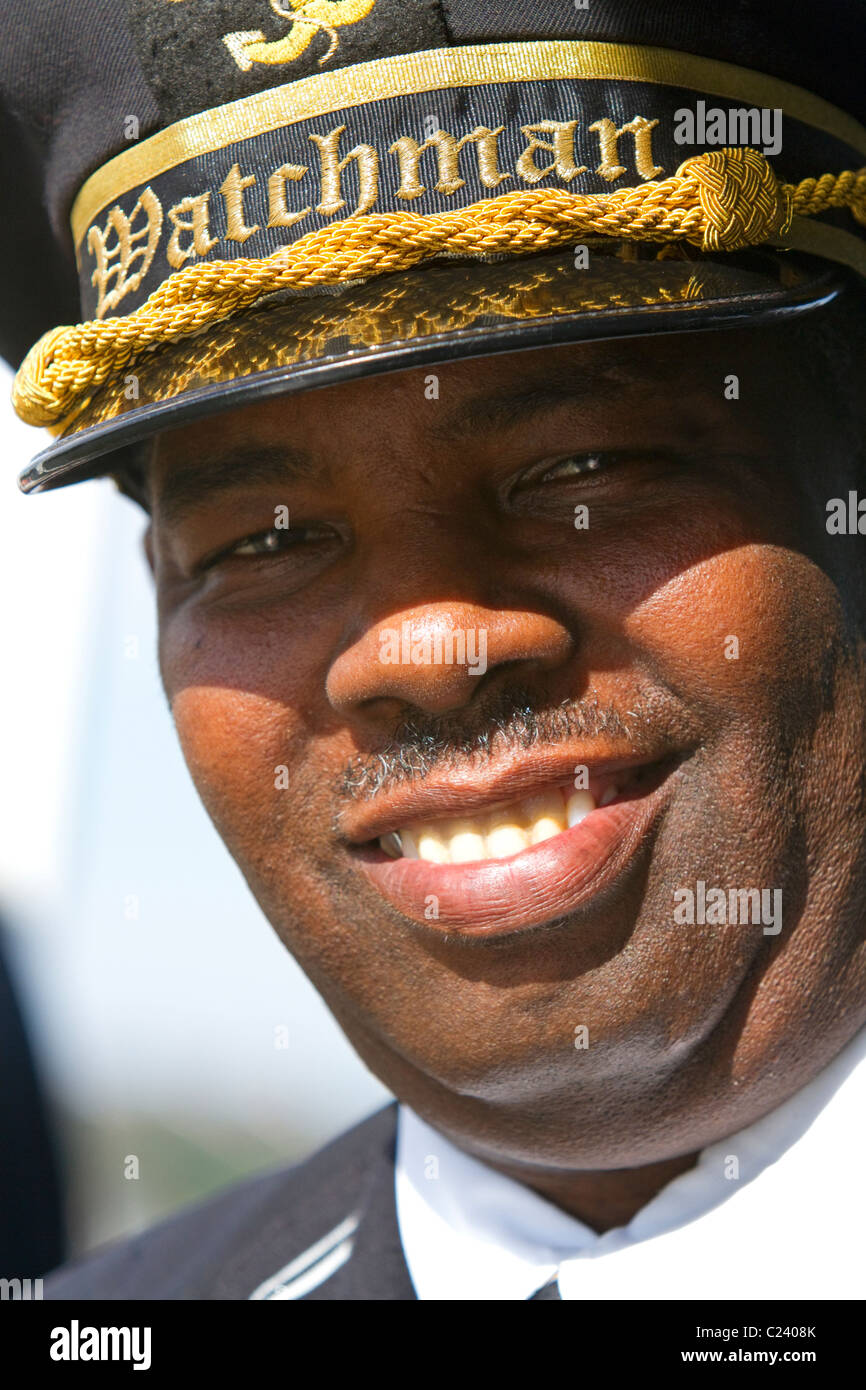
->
xmin=771 ymin=213 xmax=866 ymax=278
xmin=70 ymin=39 xmax=866 ymax=246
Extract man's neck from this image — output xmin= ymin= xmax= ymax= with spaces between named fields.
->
xmin=480 ymin=1149 xmax=701 ymax=1234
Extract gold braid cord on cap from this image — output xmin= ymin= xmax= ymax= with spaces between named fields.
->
xmin=65 ymin=256 xmax=724 ymax=432
xmin=12 ymin=147 xmax=866 ymax=429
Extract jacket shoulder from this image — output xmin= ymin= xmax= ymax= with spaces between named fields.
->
xmin=44 ymin=1102 xmax=398 ymax=1300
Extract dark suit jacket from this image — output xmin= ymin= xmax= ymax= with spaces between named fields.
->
xmin=0 ymin=922 xmax=65 ymax=1276
xmin=45 ymin=1103 xmax=417 ymax=1300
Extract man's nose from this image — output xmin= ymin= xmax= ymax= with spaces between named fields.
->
xmin=326 ymin=597 xmax=574 ymax=717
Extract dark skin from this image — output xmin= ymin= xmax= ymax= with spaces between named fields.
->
xmin=141 ymin=323 xmax=866 ymax=1233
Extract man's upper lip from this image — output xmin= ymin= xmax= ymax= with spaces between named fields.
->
xmin=340 ymin=749 xmax=672 ymax=845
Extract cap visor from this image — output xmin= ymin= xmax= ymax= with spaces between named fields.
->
xmin=19 ymin=241 xmax=847 ymax=493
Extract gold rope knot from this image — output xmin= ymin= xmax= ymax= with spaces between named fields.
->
xmin=676 ymin=147 xmax=793 ymax=252
xmin=16 ymin=326 xmax=73 ymax=421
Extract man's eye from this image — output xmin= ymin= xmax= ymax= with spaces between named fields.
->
xmin=512 ymin=453 xmax=609 ymax=492
xmin=200 ymin=522 xmax=335 ymax=569
xmin=536 ymin=454 xmax=606 ymax=483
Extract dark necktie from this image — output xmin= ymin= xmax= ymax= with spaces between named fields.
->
xmin=529 ymin=1277 xmax=561 ymax=1300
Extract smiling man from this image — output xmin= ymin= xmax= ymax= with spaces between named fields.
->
xmin=5 ymin=0 xmax=866 ymax=1301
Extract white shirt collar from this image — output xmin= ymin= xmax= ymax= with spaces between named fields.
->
xmin=395 ymin=1023 xmax=866 ymax=1299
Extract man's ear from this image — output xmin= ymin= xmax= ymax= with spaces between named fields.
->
xmin=142 ymin=522 xmax=156 ymax=580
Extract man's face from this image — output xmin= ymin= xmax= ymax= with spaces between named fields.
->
xmin=143 ymin=327 xmax=866 ymax=1172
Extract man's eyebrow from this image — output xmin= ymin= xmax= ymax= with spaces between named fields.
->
xmin=430 ymin=360 xmax=646 ymax=442
xmin=153 ymin=443 xmax=320 ymax=528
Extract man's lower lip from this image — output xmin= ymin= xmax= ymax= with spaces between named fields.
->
xmin=350 ymin=773 xmax=677 ymax=937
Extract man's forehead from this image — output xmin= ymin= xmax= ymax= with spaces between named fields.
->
xmin=150 ymin=334 xmax=745 ymax=466
xmin=147 ymin=352 xmax=625 ymax=519
xmin=142 ymin=318 xmax=828 ymax=533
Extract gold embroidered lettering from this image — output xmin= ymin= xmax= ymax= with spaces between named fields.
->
xmin=267 ymin=163 xmax=312 ymax=228
xmin=390 ymin=126 xmax=511 ymax=199
xmin=166 ymin=193 xmax=218 ymax=267
xmin=588 ymin=116 xmax=663 ymax=182
xmin=309 ymin=125 xmax=380 ymax=216
xmin=86 ymin=186 xmax=163 ymax=319
xmin=515 ymin=121 xmax=587 ymax=184
xmin=219 ymin=162 xmax=259 ymax=242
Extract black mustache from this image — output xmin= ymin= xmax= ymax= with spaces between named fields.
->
xmin=339 ymin=687 xmax=638 ymax=800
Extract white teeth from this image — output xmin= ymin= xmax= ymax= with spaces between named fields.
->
xmin=523 ymin=790 xmax=567 ymax=845
xmin=566 ymin=789 xmax=596 ymax=826
xmin=530 ymin=818 xmax=563 ymax=845
xmin=486 ymin=824 xmax=530 ymax=857
xmin=599 ymin=784 xmax=619 ymax=807
xmin=417 ymin=831 xmax=449 ymax=863
xmin=379 ymin=783 xmax=605 ymax=863
xmin=448 ymin=827 xmax=486 ymax=863
xmin=400 ymin=829 xmax=420 ymax=860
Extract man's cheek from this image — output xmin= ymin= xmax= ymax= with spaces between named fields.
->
xmin=169 ymin=685 xmax=301 ymax=850
xmin=626 ymin=547 xmax=833 ymax=713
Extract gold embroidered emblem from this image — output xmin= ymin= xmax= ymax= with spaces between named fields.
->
xmin=224 ymin=0 xmax=378 ymax=73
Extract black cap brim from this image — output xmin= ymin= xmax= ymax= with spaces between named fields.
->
xmin=17 ymin=241 xmax=848 ymax=495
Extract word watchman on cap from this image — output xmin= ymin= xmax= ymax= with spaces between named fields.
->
xmin=2 ymin=0 xmax=865 ymax=493
xmin=3 ymin=0 xmax=866 ymax=1313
